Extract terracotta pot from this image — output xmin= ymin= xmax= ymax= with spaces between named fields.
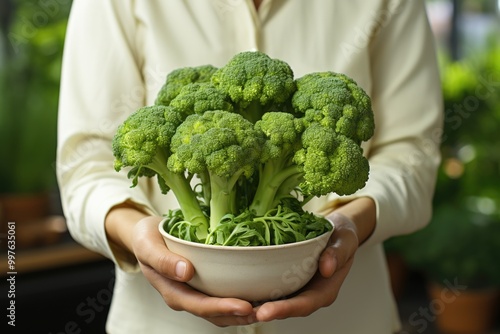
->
xmin=0 ymin=193 xmax=50 ymax=221
xmin=386 ymin=253 xmax=409 ymax=300
xmin=0 ymin=193 xmax=65 ymax=249
xmin=427 ymin=282 xmax=500 ymax=334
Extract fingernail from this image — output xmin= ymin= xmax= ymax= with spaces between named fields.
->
xmin=233 ymin=311 xmax=245 ymax=316
xmin=233 ymin=310 xmax=250 ymax=316
xmin=175 ymin=261 xmax=187 ymax=278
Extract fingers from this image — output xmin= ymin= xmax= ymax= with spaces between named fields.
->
xmin=132 ymin=216 xmax=256 ymax=326
xmin=141 ymin=263 xmax=255 ymax=326
xmin=318 ymin=246 xmax=337 ymax=277
xmin=255 ymin=286 xmax=322 ymax=321
xmin=319 ymin=215 xmax=359 ymax=279
xmin=255 ymin=213 xmax=360 ymax=323
xmin=131 ymin=214 xmax=359 ymax=326
xmin=131 ymin=216 xmax=194 ymax=282
xmin=255 ymin=257 xmax=354 ymax=322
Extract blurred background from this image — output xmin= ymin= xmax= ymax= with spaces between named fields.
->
xmin=0 ymin=0 xmax=499 ymax=333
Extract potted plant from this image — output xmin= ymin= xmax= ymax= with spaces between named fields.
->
xmin=393 ymin=38 xmax=500 ymax=334
xmin=399 ymin=204 xmax=500 ymax=334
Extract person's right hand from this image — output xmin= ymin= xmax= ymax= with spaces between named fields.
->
xmin=131 ymin=216 xmax=257 ymax=327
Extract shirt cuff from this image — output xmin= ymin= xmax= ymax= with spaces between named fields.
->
xmin=65 ymin=179 xmax=158 ymax=273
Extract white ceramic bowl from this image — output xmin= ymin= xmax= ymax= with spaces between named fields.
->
xmin=159 ymin=219 xmax=334 ymax=302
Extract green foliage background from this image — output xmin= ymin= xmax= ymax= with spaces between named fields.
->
xmin=0 ymin=0 xmax=72 ymax=194
xmin=386 ymin=36 xmax=500 ymax=288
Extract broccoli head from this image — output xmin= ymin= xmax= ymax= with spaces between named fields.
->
xmin=255 ymin=111 xmax=304 ymax=163
xmin=294 ymin=123 xmax=370 ymax=196
xmin=155 ymin=65 xmax=218 ymax=106
xmin=168 ymin=82 xmax=234 ymax=119
xmin=112 ymin=105 xmax=182 ymax=179
xmin=211 ymin=51 xmax=296 ymax=123
xmin=169 ymin=110 xmax=263 ymax=178
xmin=249 ymin=112 xmax=305 ymax=215
xmin=292 ymin=72 xmax=375 ymax=144
xmin=249 ymin=112 xmax=370 ymax=215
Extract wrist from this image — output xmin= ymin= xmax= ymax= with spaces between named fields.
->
xmin=105 ymin=201 xmax=150 ymax=256
xmin=327 ymin=197 xmax=376 ymax=246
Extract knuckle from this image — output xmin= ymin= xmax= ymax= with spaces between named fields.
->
xmin=156 ymin=253 xmax=176 ymax=276
xmin=163 ymin=296 xmax=183 ymax=311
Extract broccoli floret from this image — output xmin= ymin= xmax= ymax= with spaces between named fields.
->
xmin=112 ymin=105 xmax=209 ymax=237
xmin=168 ymin=110 xmax=264 ymax=230
xmin=112 ymin=105 xmax=179 ymax=182
xmin=168 ymin=82 xmax=234 ymax=118
xmin=292 ymin=72 xmax=375 ymax=144
xmin=294 ymin=123 xmax=370 ymax=196
xmin=211 ymin=51 xmax=296 ymax=123
xmin=249 ymin=113 xmax=370 ymax=216
xmin=155 ymin=65 xmax=218 ymax=106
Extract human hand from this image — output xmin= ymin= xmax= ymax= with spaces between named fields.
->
xmin=253 ymin=212 xmax=359 ymax=322
xmin=131 ymin=216 xmax=257 ymax=327
xmin=106 ymin=197 xmax=374 ymax=325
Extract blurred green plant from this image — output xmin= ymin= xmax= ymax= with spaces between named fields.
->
xmin=385 ymin=35 xmax=500 ymax=289
xmin=436 ymin=36 xmax=500 ymax=206
xmin=0 ymin=0 xmax=72 ymax=194
xmin=389 ymin=205 xmax=500 ymax=289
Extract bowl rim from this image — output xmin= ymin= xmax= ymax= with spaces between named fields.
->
xmin=158 ymin=217 xmax=334 ymax=251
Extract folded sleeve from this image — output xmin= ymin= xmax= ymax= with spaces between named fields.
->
xmin=56 ymin=0 xmax=155 ymax=270
xmin=337 ymin=0 xmax=444 ymax=247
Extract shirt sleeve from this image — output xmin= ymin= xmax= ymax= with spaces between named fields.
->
xmin=56 ymin=0 xmax=155 ymax=270
xmin=352 ymin=0 xmax=444 ymax=247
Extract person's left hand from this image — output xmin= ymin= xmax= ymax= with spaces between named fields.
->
xmin=253 ymin=212 xmax=360 ymax=322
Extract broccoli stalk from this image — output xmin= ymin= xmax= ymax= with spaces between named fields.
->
xmin=161 ymin=172 xmax=207 ymax=232
xmin=248 ymin=112 xmax=304 ymax=215
xmin=207 ymin=170 xmax=246 ymax=231
xmin=250 ymin=162 xmax=302 ymax=216
xmin=141 ymin=150 xmax=208 ymax=237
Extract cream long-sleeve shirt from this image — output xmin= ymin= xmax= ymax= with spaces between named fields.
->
xmin=57 ymin=1 xmax=443 ymax=333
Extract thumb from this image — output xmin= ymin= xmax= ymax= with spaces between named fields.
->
xmin=319 ymin=246 xmax=338 ymax=278
xmin=132 ymin=216 xmax=195 ymax=281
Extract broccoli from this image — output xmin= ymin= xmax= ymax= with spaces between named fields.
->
xmin=168 ymin=110 xmax=264 ymax=231
xmin=113 ymin=51 xmax=375 ymax=246
xmin=211 ymin=51 xmax=296 ymax=123
xmin=248 ymin=115 xmax=370 ymax=216
xmin=292 ymin=71 xmax=375 ymax=144
xmin=249 ymin=112 xmax=305 ymax=215
xmin=168 ymin=82 xmax=234 ymax=119
xmin=155 ymin=65 xmax=218 ymax=106
xmin=294 ymin=123 xmax=370 ymax=196
xmin=112 ymin=105 xmax=209 ymax=239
